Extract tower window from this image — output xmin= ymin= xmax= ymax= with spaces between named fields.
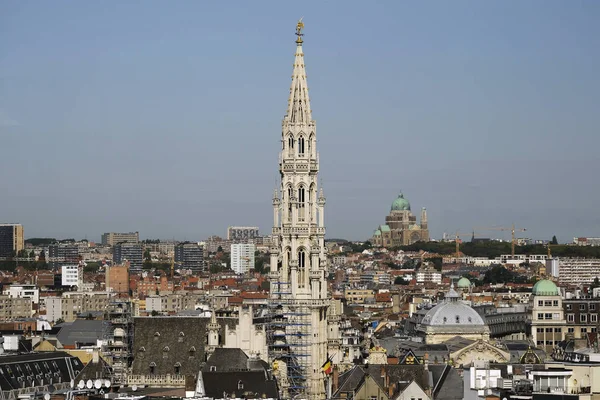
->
xmin=298 ymin=137 xmax=305 ymax=155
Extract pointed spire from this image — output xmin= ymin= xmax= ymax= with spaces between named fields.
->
xmin=286 ymin=19 xmax=312 ymax=124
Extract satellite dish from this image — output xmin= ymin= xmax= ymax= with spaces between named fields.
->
xmin=44 ymin=394 xmax=50 ymax=400
xmin=132 ymin=385 xmax=138 ymax=392
xmin=86 ymin=379 xmax=93 ymax=389
xmin=77 ymin=380 xmax=85 ymax=389
xmin=94 ymin=379 xmax=102 ymax=389
xmin=104 ymin=380 xmax=111 ymax=388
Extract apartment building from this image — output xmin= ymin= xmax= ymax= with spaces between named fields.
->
xmin=231 ymin=243 xmax=255 ymax=274
xmin=174 ymin=242 xmax=204 ymax=273
xmin=101 ymin=232 xmax=139 ymax=246
xmin=113 ymin=242 xmax=143 ymax=272
xmin=0 ymin=223 xmax=24 ymax=258
xmin=45 ymin=292 xmax=110 ymax=322
xmin=48 ymin=243 xmax=79 ymax=269
xmin=557 ymin=258 xmax=600 ymax=285
xmin=0 ymin=296 xmax=31 ymax=320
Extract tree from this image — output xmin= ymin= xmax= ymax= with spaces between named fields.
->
xmin=55 ymin=318 xmax=65 ymax=325
xmin=29 ymin=250 xmax=35 ymax=258
xmin=144 ymin=248 xmax=152 ymax=261
xmin=151 ymin=310 xmax=160 ymax=316
xmin=551 ymin=235 xmax=558 ymax=245
xmin=217 ymin=245 xmax=224 ymax=253
xmin=394 ymin=276 xmax=409 ymax=285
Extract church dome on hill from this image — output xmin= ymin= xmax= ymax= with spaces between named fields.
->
xmin=457 ymin=277 xmax=471 ymax=289
xmin=391 ymin=193 xmax=411 ymax=211
xmin=532 ymin=279 xmax=559 ymax=296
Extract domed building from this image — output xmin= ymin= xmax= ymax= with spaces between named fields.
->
xmin=416 ymin=285 xmax=490 ymax=344
xmin=456 ymin=277 xmax=471 ymax=291
xmin=529 ymin=279 xmax=565 ymax=353
xmin=371 ymin=192 xmax=429 ymax=247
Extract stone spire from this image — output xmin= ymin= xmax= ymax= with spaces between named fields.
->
xmin=285 ymin=19 xmax=312 ymax=125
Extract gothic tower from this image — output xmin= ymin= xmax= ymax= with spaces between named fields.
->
xmin=268 ymin=20 xmax=329 ymax=400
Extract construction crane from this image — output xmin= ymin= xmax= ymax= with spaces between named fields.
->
xmin=453 ymin=231 xmax=475 ymax=257
xmin=475 ymin=224 xmax=527 ymax=257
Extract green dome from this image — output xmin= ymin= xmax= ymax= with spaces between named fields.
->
xmin=532 ymin=279 xmax=559 ymax=296
xmin=457 ymin=277 xmax=471 ymax=289
xmin=391 ymin=193 xmax=411 ymax=211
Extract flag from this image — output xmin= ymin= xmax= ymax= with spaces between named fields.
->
xmin=321 ymin=355 xmax=333 ymax=375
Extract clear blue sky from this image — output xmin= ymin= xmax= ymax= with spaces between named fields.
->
xmin=1 ymin=1 xmax=599 ymax=243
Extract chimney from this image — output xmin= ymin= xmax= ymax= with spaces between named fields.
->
xmin=332 ymin=366 xmax=339 ymax=393
xmin=92 ymin=350 xmax=99 ymax=364
xmin=424 ymin=352 xmax=429 ymax=370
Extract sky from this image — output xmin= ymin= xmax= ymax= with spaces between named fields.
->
xmin=1 ymin=1 xmax=599 ymax=243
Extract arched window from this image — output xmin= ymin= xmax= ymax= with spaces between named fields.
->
xmin=288 ymin=136 xmax=294 ymax=150
xmin=298 ymin=136 xmax=305 ymax=156
xmin=455 ymin=315 xmax=460 ymax=323
xmin=298 ymin=249 xmax=306 ymax=289
xmin=174 ymin=362 xmax=182 ymax=375
xmin=149 ymin=362 xmax=156 ymax=375
xmin=287 ymin=186 xmax=293 ymax=222
xmin=298 ymin=186 xmax=305 ymax=221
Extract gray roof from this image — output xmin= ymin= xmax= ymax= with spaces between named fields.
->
xmin=56 ymin=320 xmax=106 ymax=347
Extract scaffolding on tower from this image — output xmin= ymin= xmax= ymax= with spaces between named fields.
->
xmin=102 ymin=298 xmax=134 ymax=386
xmin=266 ymin=279 xmax=312 ymax=399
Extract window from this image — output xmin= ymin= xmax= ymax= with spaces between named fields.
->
xmin=591 ymin=304 xmax=597 ymax=311
xmin=545 ymin=328 xmax=552 ymax=332
xmin=580 ymin=304 xmax=586 ymax=311
xmin=582 ymin=327 xmax=588 ymax=333
xmin=149 ymin=362 xmax=156 ymax=375
xmin=537 ymin=328 xmax=543 ymax=333
xmin=538 ymin=300 xmax=544 ymax=307
xmin=544 ymin=300 xmax=552 ymax=307
xmin=455 ymin=315 xmax=460 ymax=323
xmin=238 ymin=380 xmax=244 ymax=390
xmin=581 ymin=314 xmax=588 ymax=323
xmin=210 ymin=366 xmax=216 ymax=372
xmin=592 ymin=314 xmax=598 ymax=323
xmin=537 ymin=313 xmax=544 ymax=320
xmin=567 ymin=314 xmax=575 ymax=322
xmin=566 ymin=304 xmax=572 ymax=311
xmin=537 ymin=340 xmax=543 ymax=345
xmin=174 ymin=362 xmax=181 ymax=375
xmin=298 ymin=136 xmax=305 ymax=155
xmin=555 ymin=328 xmax=562 ymax=333
xmin=553 ymin=300 xmax=559 ymax=307
xmin=544 ymin=313 xmax=552 ymax=320
xmin=568 ymin=327 xmax=575 ymax=333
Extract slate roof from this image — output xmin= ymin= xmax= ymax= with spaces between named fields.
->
xmin=202 ymin=371 xmax=278 ymax=399
xmin=335 ymin=364 xmax=464 ymax=400
xmin=131 ymin=316 xmax=237 ymax=377
xmin=203 ymin=348 xmax=253 ymax=372
xmin=55 ymin=320 xmax=106 ymax=347
xmin=0 ymin=351 xmax=81 ymax=393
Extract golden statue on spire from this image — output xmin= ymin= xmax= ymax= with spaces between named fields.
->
xmin=295 ymin=17 xmax=304 ymax=44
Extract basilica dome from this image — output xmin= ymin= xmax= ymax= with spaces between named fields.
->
xmin=421 ymin=286 xmax=485 ymax=327
xmin=532 ymin=279 xmax=559 ymax=296
xmin=391 ymin=193 xmax=411 ymax=211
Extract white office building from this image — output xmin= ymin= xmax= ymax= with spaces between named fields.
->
xmin=231 ymin=243 xmax=255 ymax=274
xmin=61 ymin=265 xmax=81 ymax=287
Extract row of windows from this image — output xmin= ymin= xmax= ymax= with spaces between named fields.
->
xmin=566 ymin=313 xmax=598 ymax=323
xmin=538 ymin=300 xmax=560 ymax=307
xmin=566 ymin=303 xmax=597 ymax=311
xmin=537 ymin=313 xmax=561 ymax=320
xmin=536 ymin=327 xmax=562 ymax=333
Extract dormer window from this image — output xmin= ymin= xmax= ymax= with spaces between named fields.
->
xmin=238 ymin=380 xmax=244 ymax=390
xmin=179 ymin=332 xmax=185 ymax=343
xmin=149 ymin=362 xmax=156 ymax=375
xmin=455 ymin=316 xmax=460 ymax=323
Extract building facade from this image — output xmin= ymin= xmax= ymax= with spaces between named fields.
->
xmin=113 ymin=242 xmax=143 ymax=272
xmin=267 ymin=21 xmax=330 ymax=400
xmin=48 ymin=243 xmax=79 ymax=269
xmin=227 ymin=226 xmax=259 ymax=242
xmin=101 ymin=231 xmax=139 ymax=246
xmin=0 ymin=223 xmax=24 ymax=258
xmin=557 ymin=258 xmax=600 ymax=285
xmin=61 ymin=265 xmax=81 ymax=287
xmin=106 ymin=264 xmax=130 ymax=294
xmin=371 ymin=194 xmax=429 ymax=247
xmin=174 ymin=242 xmax=204 ymax=273
xmin=231 ymin=243 xmax=255 ymax=274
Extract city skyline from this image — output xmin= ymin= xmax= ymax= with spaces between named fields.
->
xmin=1 ymin=1 xmax=599 ymax=242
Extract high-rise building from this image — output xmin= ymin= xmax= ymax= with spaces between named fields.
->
xmin=101 ymin=232 xmax=139 ymax=246
xmin=113 ymin=243 xmax=143 ymax=273
xmin=0 ymin=223 xmax=24 ymax=258
xmin=227 ymin=226 xmax=259 ymax=242
xmin=231 ymin=243 xmax=255 ymax=274
xmin=174 ymin=242 xmax=204 ymax=273
xmin=105 ymin=264 xmax=130 ymax=294
xmin=267 ymin=21 xmax=329 ymax=400
xmin=61 ymin=265 xmax=81 ymax=287
xmin=48 ymin=243 xmax=79 ymax=269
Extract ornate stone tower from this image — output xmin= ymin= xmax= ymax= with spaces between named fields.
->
xmin=268 ymin=19 xmax=329 ymax=400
